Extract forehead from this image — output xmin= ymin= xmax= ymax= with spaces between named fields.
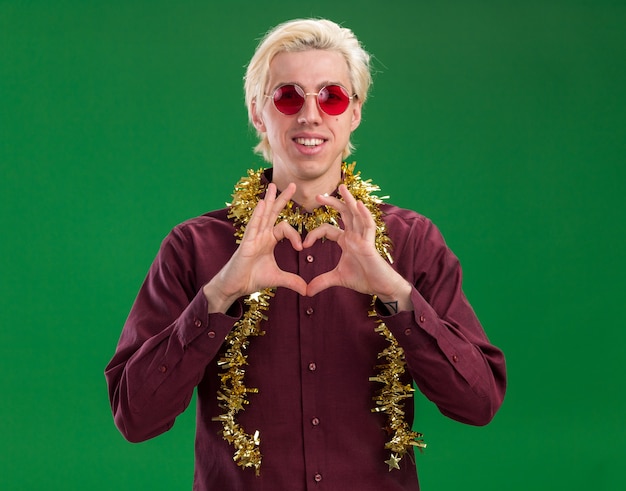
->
xmin=267 ymin=49 xmax=351 ymax=89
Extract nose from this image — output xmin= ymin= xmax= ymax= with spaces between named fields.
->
xmin=297 ymin=93 xmax=322 ymax=125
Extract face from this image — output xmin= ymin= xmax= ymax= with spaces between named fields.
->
xmin=251 ymin=49 xmax=362 ymax=191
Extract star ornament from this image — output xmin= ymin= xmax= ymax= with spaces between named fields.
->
xmin=249 ymin=291 xmax=262 ymax=302
xmin=385 ymin=453 xmax=401 ymax=471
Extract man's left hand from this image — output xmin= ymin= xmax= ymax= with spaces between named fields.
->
xmin=302 ymin=184 xmax=413 ymax=312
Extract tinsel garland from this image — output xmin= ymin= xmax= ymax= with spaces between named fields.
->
xmin=369 ymin=304 xmax=427 ymax=470
xmin=214 ymin=162 xmax=425 ymax=474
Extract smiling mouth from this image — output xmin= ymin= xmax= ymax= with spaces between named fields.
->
xmin=294 ymin=137 xmax=326 ymax=147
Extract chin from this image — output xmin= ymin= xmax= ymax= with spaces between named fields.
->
xmin=296 ymin=161 xmax=339 ymax=178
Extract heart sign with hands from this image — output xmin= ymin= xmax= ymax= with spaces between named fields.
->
xmin=304 ymin=185 xmax=413 ymax=311
xmin=203 ymin=182 xmax=413 ymax=314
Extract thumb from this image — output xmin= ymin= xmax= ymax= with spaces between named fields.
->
xmin=277 ymin=272 xmax=308 ymax=296
xmin=306 ymin=270 xmax=340 ymax=297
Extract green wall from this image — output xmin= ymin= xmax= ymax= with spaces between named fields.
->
xmin=1 ymin=1 xmax=624 ymax=489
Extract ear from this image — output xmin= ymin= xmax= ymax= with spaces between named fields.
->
xmin=349 ymin=99 xmax=363 ymax=132
xmin=251 ymin=98 xmax=266 ymax=132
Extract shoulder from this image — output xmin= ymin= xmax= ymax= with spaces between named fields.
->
xmin=160 ymin=207 xmax=236 ymax=251
xmin=146 ymin=207 xmax=238 ymax=280
xmin=381 ymin=203 xmax=437 ymax=238
xmin=381 ymin=203 xmax=453 ymax=259
xmin=173 ymin=207 xmax=233 ymax=233
xmin=381 ymin=203 xmax=427 ymax=223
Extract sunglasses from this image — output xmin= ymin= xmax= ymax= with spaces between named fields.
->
xmin=267 ymin=83 xmax=355 ymax=116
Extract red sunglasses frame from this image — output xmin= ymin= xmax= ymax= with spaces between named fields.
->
xmin=266 ymin=83 xmax=355 ymax=116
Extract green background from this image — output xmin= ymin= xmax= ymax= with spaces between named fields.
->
xmin=1 ymin=0 xmax=625 ymax=489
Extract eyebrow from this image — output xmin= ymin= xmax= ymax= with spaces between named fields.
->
xmin=268 ymin=81 xmax=348 ymax=93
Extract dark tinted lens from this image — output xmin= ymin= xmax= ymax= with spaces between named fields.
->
xmin=318 ymin=85 xmax=351 ymax=115
xmin=273 ymin=84 xmax=304 ymax=115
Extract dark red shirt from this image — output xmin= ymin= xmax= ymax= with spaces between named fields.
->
xmin=105 ymin=193 xmax=506 ymax=490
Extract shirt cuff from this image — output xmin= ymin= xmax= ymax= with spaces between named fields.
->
xmin=176 ymin=290 xmax=243 ymax=350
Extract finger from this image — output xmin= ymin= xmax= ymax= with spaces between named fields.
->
xmin=259 ymin=183 xmax=280 ymax=229
xmin=243 ymin=198 xmax=267 ymax=239
xmin=314 ymin=193 xmax=360 ymax=234
xmin=338 ymin=184 xmax=359 ymax=210
xmin=355 ymin=200 xmax=377 ymax=240
xmin=338 ymin=184 xmax=363 ymax=229
xmin=259 ymin=182 xmax=296 ymax=231
xmin=276 ymin=271 xmax=308 ymax=296
xmin=274 ymin=220 xmax=303 ymax=251
xmin=273 ymin=182 xmax=297 ymax=211
xmin=247 ymin=183 xmax=275 ymax=236
xmin=315 ymin=193 xmax=348 ymax=214
xmin=256 ymin=182 xmax=292 ymax=229
xmin=339 ymin=184 xmax=372 ymax=233
xmin=302 ymin=223 xmax=343 ymax=248
xmin=306 ymin=270 xmax=342 ymax=297
xmin=316 ymin=187 xmax=365 ymax=233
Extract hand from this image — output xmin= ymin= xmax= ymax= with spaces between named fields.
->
xmin=303 ymin=185 xmax=413 ymax=311
xmin=203 ymin=183 xmax=308 ymax=313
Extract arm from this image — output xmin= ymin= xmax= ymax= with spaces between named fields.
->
xmin=379 ymin=218 xmax=506 ymax=426
xmin=104 ymin=228 xmax=242 ymax=443
xmin=304 ymin=187 xmax=506 ymax=425
xmin=105 ymin=183 xmax=308 ymax=442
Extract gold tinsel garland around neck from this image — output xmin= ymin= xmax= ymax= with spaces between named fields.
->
xmin=213 ymin=162 xmax=425 ymax=475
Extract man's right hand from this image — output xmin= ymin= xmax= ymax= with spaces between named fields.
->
xmin=202 ymin=182 xmax=307 ymax=313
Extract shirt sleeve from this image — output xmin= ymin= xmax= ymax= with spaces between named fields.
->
xmin=104 ymin=225 xmax=241 ymax=443
xmin=380 ymin=216 xmax=507 ymax=426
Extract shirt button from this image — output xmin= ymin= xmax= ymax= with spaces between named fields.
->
xmin=306 ymin=255 xmax=314 ymax=263
xmin=314 ymin=473 xmax=322 ymax=482
xmin=207 ymin=331 xmax=216 ymax=338
xmin=308 ymin=362 xmax=317 ymax=371
xmin=306 ymin=307 xmax=314 ymax=315
xmin=159 ymin=365 xmax=167 ymax=373
xmin=194 ymin=318 xmax=202 ymax=328
xmin=452 ymin=354 xmax=459 ymax=363
xmin=311 ymin=417 xmax=320 ymax=426
xmin=419 ymin=314 xmax=426 ymax=323
xmin=404 ymin=328 xmax=412 ymax=336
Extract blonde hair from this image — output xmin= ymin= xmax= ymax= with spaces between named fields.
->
xmin=244 ymin=18 xmax=372 ymax=162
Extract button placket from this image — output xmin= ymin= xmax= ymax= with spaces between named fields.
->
xmin=298 ymin=241 xmax=329 ymax=484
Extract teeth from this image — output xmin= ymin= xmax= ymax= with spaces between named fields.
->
xmin=294 ymin=138 xmax=324 ymax=146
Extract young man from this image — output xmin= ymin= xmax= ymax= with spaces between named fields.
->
xmin=106 ymin=18 xmax=506 ymax=490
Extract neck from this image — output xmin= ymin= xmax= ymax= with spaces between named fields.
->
xmin=271 ymin=165 xmax=342 ymax=212
xmin=289 ymin=182 xmax=335 ymax=211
